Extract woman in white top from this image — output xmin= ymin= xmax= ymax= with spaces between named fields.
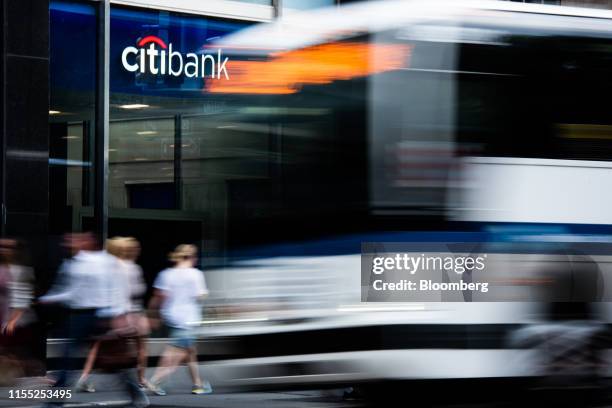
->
xmin=147 ymin=244 xmax=211 ymax=396
xmin=76 ymin=237 xmax=150 ymax=390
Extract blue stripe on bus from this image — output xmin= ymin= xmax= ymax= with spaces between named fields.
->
xmin=225 ymin=222 xmax=612 ymax=261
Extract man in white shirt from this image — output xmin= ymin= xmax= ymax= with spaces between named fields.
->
xmin=147 ymin=244 xmax=210 ymax=396
xmin=41 ymin=249 xmax=120 ymax=314
xmin=40 ymin=233 xmax=117 ymax=385
xmin=40 ymin=233 xmax=148 ymax=408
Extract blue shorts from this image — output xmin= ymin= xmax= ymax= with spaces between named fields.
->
xmin=169 ymin=327 xmax=195 ymax=349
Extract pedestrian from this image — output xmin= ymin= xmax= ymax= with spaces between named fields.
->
xmin=40 ymin=232 xmax=148 ymax=408
xmin=147 ymin=244 xmax=211 ymax=396
xmin=76 ymin=237 xmax=151 ymax=391
xmin=0 ymin=239 xmax=36 ymax=383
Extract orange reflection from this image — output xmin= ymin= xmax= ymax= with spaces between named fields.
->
xmin=207 ymin=42 xmax=412 ymax=95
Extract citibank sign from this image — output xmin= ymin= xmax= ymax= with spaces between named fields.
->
xmin=121 ymin=35 xmax=230 ymax=79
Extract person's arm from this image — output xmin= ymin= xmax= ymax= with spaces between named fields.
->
xmin=148 ymin=270 xmax=168 ymax=329
xmin=5 ymin=266 xmax=33 ymax=334
xmin=195 ymin=271 xmax=209 ymax=304
xmin=147 ymin=288 xmax=166 ymax=310
xmin=146 ymin=289 xmax=166 ymax=329
xmin=39 ymin=261 xmax=73 ymax=304
xmin=38 ymin=290 xmax=71 ymax=304
xmin=4 ymin=309 xmax=23 ymax=335
xmin=130 ymin=265 xmax=147 ymax=299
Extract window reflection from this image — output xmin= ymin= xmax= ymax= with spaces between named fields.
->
xmin=109 ymin=118 xmax=176 ymax=209
xmin=108 ymin=6 xmax=250 ymax=283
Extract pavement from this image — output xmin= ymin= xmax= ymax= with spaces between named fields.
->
xmin=0 ymin=389 xmax=357 ymax=408
xmin=0 ymin=368 xmax=358 ymax=408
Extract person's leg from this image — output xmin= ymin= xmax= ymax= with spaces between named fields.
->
xmin=76 ymin=341 xmax=100 ymax=386
xmin=52 ymin=341 xmax=71 ymax=388
xmin=120 ymin=369 xmax=149 ymax=408
xmin=149 ymin=345 xmax=186 ymax=385
xmin=187 ymin=346 xmax=202 ymax=387
xmin=54 ymin=310 xmax=96 ymax=388
xmin=51 ymin=310 xmax=75 ymax=388
xmin=135 ymin=336 xmax=148 ymax=385
xmin=48 ymin=310 xmax=98 ymax=408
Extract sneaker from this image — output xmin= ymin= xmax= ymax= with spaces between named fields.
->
xmin=76 ymin=380 xmax=95 ymax=393
xmin=191 ymin=386 xmax=205 ymax=395
xmin=147 ymin=382 xmax=166 ymax=396
xmin=132 ymin=391 xmax=150 ymax=408
xmin=192 ymin=381 xmax=213 ymax=395
xmin=137 ymin=380 xmax=151 ymax=391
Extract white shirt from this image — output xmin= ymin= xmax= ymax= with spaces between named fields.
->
xmin=9 ymin=265 xmax=34 ymax=310
xmin=118 ymin=260 xmax=146 ymax=313
xmin=41 ymin=250 xmax=121 ymax=316
xmin=8 ymin=265 xmax=35 ymax=326
xmin=153 ymin=267 xmax=208 ymax=329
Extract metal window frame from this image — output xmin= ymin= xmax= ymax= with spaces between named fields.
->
xmin=94 ymin=0 xmax=110 ymax=241
xmin=174 ymin=115 xmax=182 ymax=210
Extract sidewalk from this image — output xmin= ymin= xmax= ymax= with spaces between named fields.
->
xmin=0 ymin=371 xmax=353 ymax=408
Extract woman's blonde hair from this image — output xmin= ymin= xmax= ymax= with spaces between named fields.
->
xmin=106 ymin=236 xmax=141 ymax=260
xmin=169 ymin=244 xmax=198 ymax=264
xmin=106 ymin=236 xmax=126 ymax=258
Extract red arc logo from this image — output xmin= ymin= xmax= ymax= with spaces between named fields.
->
xmin=137 ymin=35 xmax=167 ymax=49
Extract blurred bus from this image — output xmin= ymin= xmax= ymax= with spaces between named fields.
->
xmin=187 ymin=0 xmax=612 ymax=391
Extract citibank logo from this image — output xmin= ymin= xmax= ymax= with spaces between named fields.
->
xmin=121 ymin=35 xmax=229 ymax=79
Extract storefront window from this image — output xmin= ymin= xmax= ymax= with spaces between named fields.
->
xmin=109 ymin=117 xmax=176 ymax=209
xmin=109 ymin=6 xmax=250 ymax=279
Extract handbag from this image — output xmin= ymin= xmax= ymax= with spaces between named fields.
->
xmin=94 ymin=314 xmax=138 ymax=371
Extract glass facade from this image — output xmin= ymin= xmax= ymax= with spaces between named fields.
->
xmin=49 ymin=0 xmax=368 ymax=304
xmin=49 ymin=0 xmax=407 ymax=323
xmin=49 ymin=1 xmax=98 ymax=239
xmin=48 ymin=0 xmax=359 ymax=266
xmin=108 ymin=6 xmax=250 ymax=280
xmin=50 ymin=1 xmax=261 ymax=292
